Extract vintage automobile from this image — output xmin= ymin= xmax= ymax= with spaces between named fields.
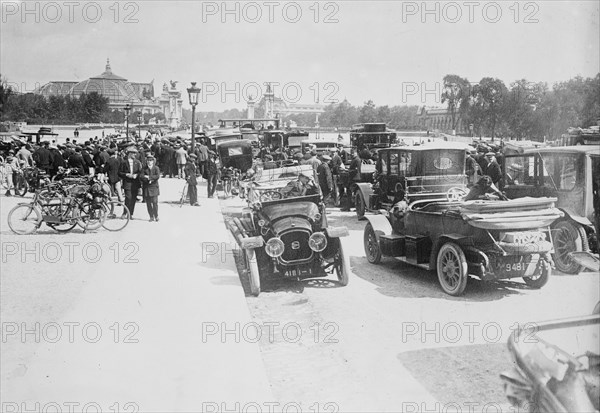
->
xmin=363 ymin=196 xmax=563 ymax=296
xmin=217 ymin=139 xmax=254 ymax=197
xmin=503 ymin=146 xmax=599 ymax=274
xmin=229 ymin=164 xmax=350 ymax=296
xmin=350 ymin=122 xmax=397 ymax=151
xmin=354 ymin=143 xmax=470 ymax=219
xmin=501 ymin=312 xmax=599 ymax=412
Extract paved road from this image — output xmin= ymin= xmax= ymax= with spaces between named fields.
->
xmin=221 ymin=197 xmax=600 ymax=412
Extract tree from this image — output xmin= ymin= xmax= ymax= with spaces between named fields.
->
xmin=359 ymin=100 xmax=377 ymax=123
xmin=441 ymin=74 xmax=471 ymax=133
xmin=471 ymin=78 xmax=507 ymax=140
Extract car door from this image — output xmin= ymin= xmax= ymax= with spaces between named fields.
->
xmin=503 ymin=153 xmax=547 ymax=199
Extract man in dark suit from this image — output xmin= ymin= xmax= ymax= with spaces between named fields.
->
xmin=119 ymin=147 xmax=143 ymax=218
xmin=141 ymin=155 xmax=161 ymax=221
xmin=103 ymin=149 xmax=123 ymax=201
xmin=68 ymin=147 xmax=86 ymax=176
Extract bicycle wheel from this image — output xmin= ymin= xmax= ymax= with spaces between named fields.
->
xmin=102 ymin=200 xmax=130 ymax=231
xmin=179 ymin=182 xmax=188 ymax=207
xmin=45 ymin=203 xmax=78 ymax=232
xmin=8 ymin=204 xmax=42 ymax=234
xmin=75 ymin=200 xmax=106 ymax=231
xmin=14 ymin=175 xmax=28 ymax=196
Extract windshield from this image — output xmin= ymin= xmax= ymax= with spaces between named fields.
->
xmin=539 ymin=153 xmax=582 ymax=191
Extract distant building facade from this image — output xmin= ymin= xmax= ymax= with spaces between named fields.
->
xmin=417 ymin=106 xmax=467 ymax=134
xmin=34 ymin=59 xmax=183 ymax=127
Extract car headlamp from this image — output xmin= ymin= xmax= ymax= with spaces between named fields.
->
xmin=265 ymin=237 xmax=285 ymax=257
xmin=308 ymin=232 xmax=327 ymax=252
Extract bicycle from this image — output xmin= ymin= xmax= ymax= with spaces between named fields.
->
xmin=7 ymin=184 xmax=106 ymax=234
xmin=179 ymin=181 xmax=189 ymax=207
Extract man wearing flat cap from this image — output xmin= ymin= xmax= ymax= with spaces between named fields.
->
xmin=119 ymin=146 xmax=143 ymax=217
xmin=317 ymin=153 xmax=333 ymax=203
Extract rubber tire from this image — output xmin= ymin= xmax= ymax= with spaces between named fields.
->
xmin=8 ymin=204 xmax=41 ymax=234
xmin=523 ymin=260 xmax=550 ymax=289
xmin=102 ymin=201 xmax=130 ymax=231
xmin=75 ymin=201 xmax=106 ymax=231
xmin=334 ymin=240 xmax=350 ymax=286
xmin=364 ymin=222 xmax=382 ymax=264
xmin=355 ymin=191 xmax=366 ymax=221
xmin=245 ymin=249 xmax=261 ymax=296
xmin=552 ymin=220 xmax=585 ymax=274
xmin=436 ymin=242 xmax=468 ymax=296
xmin=14 ymin=177 xmax=28 ymax=197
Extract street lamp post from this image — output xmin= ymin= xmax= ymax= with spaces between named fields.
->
xmin=124 ymin=103 xmax=132 ymax=141
xmin=187 ymin=82 xmax=201 ymax=153
xmin=138 ymin=113 xmax=142 ymax=142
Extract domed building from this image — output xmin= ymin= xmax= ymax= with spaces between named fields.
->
xmin=35 ymin=59 xmax=183 ymax=128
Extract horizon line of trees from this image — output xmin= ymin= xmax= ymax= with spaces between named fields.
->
xmin=4 ymin=73 xmax=598 ymax=140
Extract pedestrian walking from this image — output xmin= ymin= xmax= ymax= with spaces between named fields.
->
xmin=184 ymin=154 xmax=199 ymax=206
xmin=141 ymin=155 xmax=160 ymax=221
xmin=175 ymin=144 xmax=187 ymax=179
xmin=103 ymin=149 xmax=124 ymax=202
xmin=206 ymin=151 xmax=219 ymax=198
xmin=119 ymin=147 xmax=142 ymax=218
xmin=317 ymin=154 xmax=334 ymax=204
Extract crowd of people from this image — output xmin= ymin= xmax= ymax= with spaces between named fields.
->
xmin=0 ymin=135 xmax=222 ymax=221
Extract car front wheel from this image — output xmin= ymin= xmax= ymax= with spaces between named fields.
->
xmin=355 ymin=191 xmax=366 ymax=220
xmin=364 ymin=223 xmax=382 ymax=264
xmin=436 ymin=242 xmax=468 ymax=296
xmin=334 ymin=240 xmax=350 ymax=286
xmin=245 ymin=249 xmax=261 ymax=296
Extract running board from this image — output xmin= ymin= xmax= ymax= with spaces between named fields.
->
xmin=393 ymin=256 xmax=432 ymax=271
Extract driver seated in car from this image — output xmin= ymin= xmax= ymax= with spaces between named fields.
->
xmin=464 ymin=175 xmax=508 ymax=201
xmin=280 ymin=170 xmax=321 ymax=198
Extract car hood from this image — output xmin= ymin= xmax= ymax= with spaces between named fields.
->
xmin=261 ymin=202 xmax=320 ymax=224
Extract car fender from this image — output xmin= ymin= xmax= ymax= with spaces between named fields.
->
xmin=364 ymin=214 xmax=393 ymax=242
xmin=559 ymin=208 xmax=593 ymax=228
xmin=355 ymin=182 xmax=374 ymax=208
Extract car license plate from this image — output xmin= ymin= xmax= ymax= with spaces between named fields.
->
xmin=493 ymin=255 xmax=538 ymax=278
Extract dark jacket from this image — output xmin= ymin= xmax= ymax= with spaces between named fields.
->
xmin=67 ymin=152 xmax=86 ymax=175
xmin=184 ymin=161 xmax=197 ymax=185
xmin=118 ymin=157 xmax=143 ymax=189
xmin=103 ymin=156 xmax=122 ymax=184
xmin=33 ymin=147 xmax=52 ymax=169
xmin=141 ymin=165 xmax=160 ymax=197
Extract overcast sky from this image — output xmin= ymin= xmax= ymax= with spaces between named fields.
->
xmin=1 ymin=1 xmax=599 ymax=110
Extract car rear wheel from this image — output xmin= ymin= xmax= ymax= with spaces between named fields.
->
xmin=552 ymin=220 xmax=585 ymax=274
xmin=523 ymin=260 xmax=550 ymax=288
xmin=355 ymin=191 xmax=366 ymax=220
xmin=436 ymin=242 xmax=468 ymax=296
xmin=245 ymin=249 xmax=261 ymax=296
xmin=364 ymin=223 xmax=382 ymax=264
xmin=334 ymin=240 xmax=350 ymax=286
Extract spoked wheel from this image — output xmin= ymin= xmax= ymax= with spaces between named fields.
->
xmin=222 ymin=179 xmax=232 ymax=197
xmin=355 ymin=191 xmax=366 ymax=220
xmin=552 ymin=220 xmax=586 ymax=274
xmin=436 ymin=242 xmax=468 ymax=296
xmin=75 ymin=201 xmax=106 ymax=231
xmin=333 ymin=239 xmax=350 ymax=286
xmin=8 ymin=204 xmax=42 ymax=234
xmin=45 ymin=204 xmax=78 ymax=232
xmin=523 ymin=260 xmax=551 ymax=289
xmin=14 ymin=176 xmax=28 ymax=197
xmin=364 ymin=222 xmax=382 ymax=264
xmin=244 ymin=249 xmax=261 ymax=296
xmin=102 ymin=200 xmax=130 ymax=231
